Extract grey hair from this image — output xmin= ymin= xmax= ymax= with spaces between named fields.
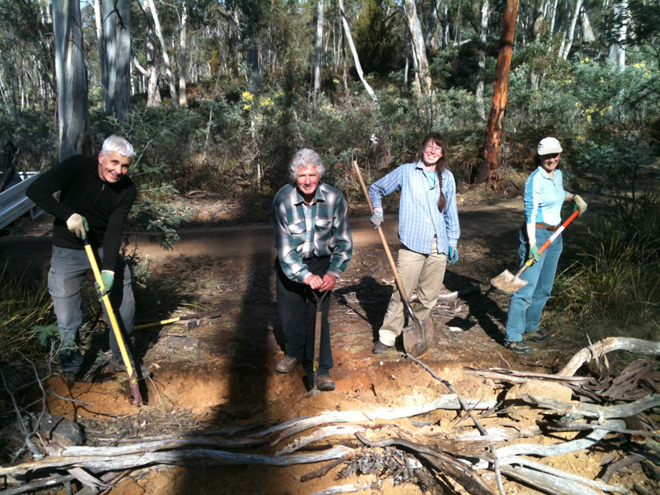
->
xmin=289 ymin=148 xmax=325 ymax=180
xmin=102 ymin=135 xmax=135 ymax=160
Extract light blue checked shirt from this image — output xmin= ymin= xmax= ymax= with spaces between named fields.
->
xmin=273 ymin=182 xmax=353 ymax=283
xmin=369 ymin=161 xmax=460 ymax=255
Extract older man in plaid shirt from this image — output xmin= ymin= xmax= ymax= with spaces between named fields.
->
xmin=272 ymin=148 xmax=353 ymax=392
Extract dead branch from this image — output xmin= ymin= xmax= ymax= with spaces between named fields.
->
xmin=495 ymin=420 xmax=625 ymax=461
xmin=520 ymin=393 xmax=660 ymax=421
xmin=464 ymin=367 xmax=596 ymax=384
xmin=559 ymin=338 xmax=660 ymax=377
xmin=602 ymin=455 xmax=647 ymax=483
xmin=309 ymin=483 xmax=377 ymax=495
xmin=260 ymin=396 xmax=497 ymax=445
xmin=276 ymin=425 xmax=384 ymax=456
xmin=499 ymin=465 xmax=603 ymax=495
xmin=0 ymin=446 xmax=354 ymax=477
xmin=2 ymin=474 xmax=76 ymax=495
xmin=355 ymin=432 xmax=497 ymax=495
xmin=301 ymin=453 xmax=355 ymax=482
xmin=62 ymin=437 xmax=269 ymax=457
xmin=501 ymin=456 xmax=628 ymax=493
xmin=540 ymin=420 xmax=660 ymax=439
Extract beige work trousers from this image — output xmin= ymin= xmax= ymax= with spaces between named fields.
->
xmin=378 ymin=241 xmax=448 ymax=346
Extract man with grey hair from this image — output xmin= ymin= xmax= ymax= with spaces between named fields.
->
xmin=272 ymin=148 xmax=353 ymax=391
xmin=27 ymin=135 xmax=148 ymax=381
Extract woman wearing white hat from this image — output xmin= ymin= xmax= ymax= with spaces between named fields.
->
xmin=503 ymin=137 xmax=587 ymax=354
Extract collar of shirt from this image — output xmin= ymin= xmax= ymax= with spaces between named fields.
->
xmin=293 ymin=184 xmax=327 ymax=206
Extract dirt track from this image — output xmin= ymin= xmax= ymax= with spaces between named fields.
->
xmin=4 ymin=198 xmax=617 ymax=495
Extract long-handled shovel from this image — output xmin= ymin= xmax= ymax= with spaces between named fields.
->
xmin=491 ymin=210 xmax=579 ymax=294
xmin=309 ymin=289 xmax=329 ymax=395
xmin=492 ymin=188 xmax=600 ymax=294
xmin=83 ymin=239 xmax=141 ymax=406
xmin=352 ymin=161 xmax=428 ymax=357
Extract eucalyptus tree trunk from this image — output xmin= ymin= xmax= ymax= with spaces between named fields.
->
xmin=527 ymin=0 xmax=544 ymax=89
xmin=443 ymin=0 xmax=449 ymax=49
xmin=403 ymin=0 xmax=432 ymax=95
xmin=145 ymin=0 xmax=178 ymax=106
xmin=549 ymin=0 xmax=559 ymax=34
xmin=425 ymin=0 xmax=440 ymax=49
xmin=178 ymin=1 xmax=188 ymax=106
xmin=337 ymin=0 xmax=377 ymax=102
xmin=52 ymin=0 xmax=92 ymax=161
xmin=479 ymin=0 xmax=519 ymax=184
xmin=560 ymin=0 xmax=583 ymax=59
xmin=580 ymin=8 xmax=595 ymax=43
xmin=101 ymin=0 xmax=131 ymax=122
xmin=314 ymin=0 xmax=324 ymax=95
xmin=475 ymin=0 xmax=491 ymax=121
xmin=608 ymin=0 xmax=628 ymax=71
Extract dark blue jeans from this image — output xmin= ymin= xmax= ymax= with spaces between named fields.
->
xmin=504 ymin=226 xmax=563 ymax=342
xmin=48 ymin=246 xmax=135 ymax=373
xmin=275 ymin=256 xmax=333 ymax=381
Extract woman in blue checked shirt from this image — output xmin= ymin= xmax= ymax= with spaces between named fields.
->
xmin=503 ymin=137 xmax=587 ymax=354
xmin=369 ymin=132 xmax=460 ymax=354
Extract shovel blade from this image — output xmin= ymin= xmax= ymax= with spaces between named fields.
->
xmin=491 ymin=269 xmax=529 ymax=294
xmin=403 ymin=319 xmax=430 ymax=357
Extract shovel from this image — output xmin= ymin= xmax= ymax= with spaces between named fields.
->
xmin=491 ymin=209 xmax=580 ymax=294
xmin=352 ymin=161 xmax=429 ymax=357
xmin=492 ymin=187 xmax=600 ymax=294
xmin=83 ymin=239 xmax=141 ymax=406
xmin=309 ymin=289 xmax=330 ymax=395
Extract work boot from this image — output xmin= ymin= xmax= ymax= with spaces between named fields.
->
xmin=373 ymin=341 xmax=392 ymax=354
xmin=276 ymin=356 xmax=301 ymax=373
xmin=505 ymin=341 xmax=533 ymax=355
xmin=317 ymin=375 xmax=336 ymax=392
xmin=109 ymin=357 xmax=152 ymax=378
xmin=523 ymin=331 xmax=552 ymax=343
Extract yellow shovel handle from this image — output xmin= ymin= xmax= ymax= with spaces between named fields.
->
xmin=83 ymin=242 xmax=139 ymax=404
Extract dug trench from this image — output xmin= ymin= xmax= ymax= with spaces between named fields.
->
xmin=4 ymin=198 xmax=655 ymax=495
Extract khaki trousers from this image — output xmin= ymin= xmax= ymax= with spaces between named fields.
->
xmin=378 ymin=241 xmax=447 ymax=346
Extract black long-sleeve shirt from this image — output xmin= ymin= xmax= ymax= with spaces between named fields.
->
xmin=26 ymin=155 xmax=136 ymax=272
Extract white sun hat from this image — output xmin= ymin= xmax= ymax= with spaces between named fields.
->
xmin=537 ymin=137 xmax=563 ymax=155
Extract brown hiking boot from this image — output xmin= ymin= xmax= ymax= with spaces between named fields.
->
xmin=276 ymin=356 xmax=301 ymax=373
xmin=317 ymin=375 xmax=336 ymax=391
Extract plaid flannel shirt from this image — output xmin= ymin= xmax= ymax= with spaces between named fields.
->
xmin=272 ymin=182 xmax=353 ymax=283
xmin=368 ymin=161 xmax=460 ymax=255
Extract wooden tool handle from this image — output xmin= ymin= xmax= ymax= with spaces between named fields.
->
xmin=352 ymin=161 xmax=413 ymax=308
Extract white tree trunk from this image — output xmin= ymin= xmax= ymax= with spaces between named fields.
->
xmin=549 ymin=0 xmax=559 ymax=34
xmin=52 ymin=0 xmax=92 ymax=161
xmin=580 ymin=7 xmax=595 ymax=43
xmin=337 ymin=0 xmax=377 ymax=102
xmin=145 ymin=0 xmax=178 ymax=106
xmin=313 ymin=0 xmax=324 ymax=95
xmin=404 ymin=0 xmax=432 ymax=95
xmin=475 ymin=0 xmax=491 ymax=121
xmin=178 ymin=0 xmax=187 ymax=106
xmin=560 ymin=0 xmax=583 ymax=59
xmin=608 ymin=0 xmax=628 ymax=71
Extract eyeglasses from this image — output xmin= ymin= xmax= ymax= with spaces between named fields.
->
xmin=542 ymin=153 xmax=560 ymax=160
xmin=424 ymin=146 xmax=442 ymax=155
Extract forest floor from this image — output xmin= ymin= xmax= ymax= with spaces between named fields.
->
xmin=1 ymin=192 xmax=654 ymax=495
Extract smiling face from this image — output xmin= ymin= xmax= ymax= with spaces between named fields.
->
xmin=98 ymin=150 xmax=132 ymax=183
xmin=296 ymin=165 xmax=320 ymax=202
xmin=421 ymin=139 xmax=444 ymax=168
xmin=540 ymin=153 xmax=561 ymax=174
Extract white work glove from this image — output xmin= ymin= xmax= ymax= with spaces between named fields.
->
xmin=370 ymin=207 xmax=384 ymax=229
xmin=573 ymin=195 xmax=588 ymax=216
xmin=66 ymin=213 xmax=89 ymax=239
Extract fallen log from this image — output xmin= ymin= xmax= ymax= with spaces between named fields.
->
xmin=0 ymin=446 xmax=354 ymax=477
xmin=559 ymin=338 xmax=660 ymax=377
xmin=520 ymin=393 xmax=660 ymax=421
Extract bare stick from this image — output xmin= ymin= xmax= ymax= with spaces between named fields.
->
xmin=2 ymin=475 xmax=76 ymax=495
xmin=499 ymin=465 xmax=603 ymax=495
xmin=521 ymin=393 xmax=660 ymax=421
xmin=301 ymin=453 xmax=354 ymax=482
xmin=559 ymin=338 xmax=660 ymax=377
